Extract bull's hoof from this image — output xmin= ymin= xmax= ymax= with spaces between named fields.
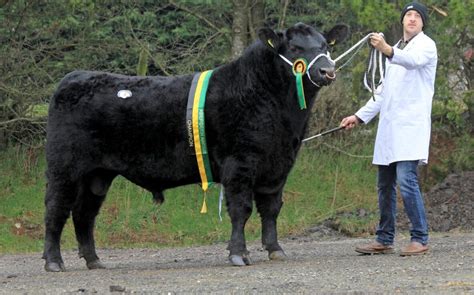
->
xmin=86 ymin=259 xmax=106 ymax=270
xmin=269 ymin=250 xmax=287 ymax=261
xmin=229 ymin=254 xmax=252 ymax=266
xmin=45 ymin=262 xmax=66 ymax=272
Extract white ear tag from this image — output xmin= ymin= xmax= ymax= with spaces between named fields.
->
xmin=117 ymin=90 xmax=132 ymax=99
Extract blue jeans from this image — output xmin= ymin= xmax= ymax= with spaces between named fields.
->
xmin=375 ymin=161 xmax=429 ymax=245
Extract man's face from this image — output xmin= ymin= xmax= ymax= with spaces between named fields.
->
xmin=402 ymin=10 xmax=423 ymax=36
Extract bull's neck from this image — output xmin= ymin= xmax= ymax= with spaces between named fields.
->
xmin=215 ymin=45 xmax=319 ymax=139
xmin=217 ymin=44 xmax=321 ymax=112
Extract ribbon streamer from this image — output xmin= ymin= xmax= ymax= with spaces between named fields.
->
xmin=191 ymin=70 xmax=214 ymax=192
xmin=295 ymin=73 xmax=306 ymax=109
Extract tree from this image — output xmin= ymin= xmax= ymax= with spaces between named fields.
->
xmin=231 ymin=0 xmax=249 ymax=59
xmin=0 ymin=0 xmax=471 ymax=148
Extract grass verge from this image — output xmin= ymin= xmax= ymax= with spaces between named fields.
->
xmin=0 ymin=131 xmax=399 ymax=254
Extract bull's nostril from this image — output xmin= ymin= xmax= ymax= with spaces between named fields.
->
xmin=326 ymin=71 xmax=336 ymax=79
xmin=320 ymin=67 xmax=336 ymax=79
xmin=320 ymin=67 xmax=334 ymax=74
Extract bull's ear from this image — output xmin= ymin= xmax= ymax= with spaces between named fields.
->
xmin=324 ymin=24 xmax=350 ymax=46
xmin=258 ymin=28 xmax=282 ymax=52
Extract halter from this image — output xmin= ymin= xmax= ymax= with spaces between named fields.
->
xmin=302 ymin=33 xmax=387 ymax=143
xmin=278 ymin=52 xmax=335 ymax=109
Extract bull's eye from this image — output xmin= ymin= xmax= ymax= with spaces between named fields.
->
xmin=290 ymin=45 xmax=304 ymax=52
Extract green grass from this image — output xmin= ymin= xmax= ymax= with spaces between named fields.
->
xmin=30 ymin=104 xmax=49 ymax=117
xmin=0 ymin=135 xmax=381 ymax=254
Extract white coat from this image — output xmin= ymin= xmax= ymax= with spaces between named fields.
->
xmin=355 ymin=31 xmax=437 ymax=166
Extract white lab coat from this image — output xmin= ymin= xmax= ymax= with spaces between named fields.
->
xmin=355 ymin=31 xmax=437 ymax=166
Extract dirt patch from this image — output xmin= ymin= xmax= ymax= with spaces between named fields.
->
xmin=322 ymin=171 xmax=474 ymax=236
xmin=397 ymin=171 xmax=474 ymax=232
xmin=7 ymin=212 xmax=43 ymax=240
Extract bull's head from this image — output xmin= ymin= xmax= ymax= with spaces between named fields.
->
xmin=258 ymin=23 xmax=349 ymax=88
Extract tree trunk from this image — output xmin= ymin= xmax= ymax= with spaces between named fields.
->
xmin=249 ymin=0 xmax=265 ymax=41
xmin=231 ymin=0 xmax=249 ymax=59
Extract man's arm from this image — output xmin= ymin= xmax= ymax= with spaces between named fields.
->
xmin=390 ymin=40 xmax=437 ymax=70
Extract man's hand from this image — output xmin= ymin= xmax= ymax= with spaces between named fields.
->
xmin=340 ymin=115 xmax=361 ymax=130
xmin=370 ymin=33 xmax=393 ymax=57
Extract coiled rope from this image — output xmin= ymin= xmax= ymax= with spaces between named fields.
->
xmin=334 ymin=32 xmax=385 ymax=100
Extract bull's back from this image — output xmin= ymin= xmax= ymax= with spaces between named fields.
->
xmin=49 ymin=70 xmax=192 ymax=134
xmin=50 ymin=70 xmax=190 ymax=119
xmin=46 ymin=70 xmax=194 ymax=175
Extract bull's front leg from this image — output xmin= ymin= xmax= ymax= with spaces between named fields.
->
xmin=222 ymin=157 xmax=256 ymax=266
xmin=225 ymin=187 xmax=254 ymax=266
xmin=255 ymin=188 xmax=287 ymax=261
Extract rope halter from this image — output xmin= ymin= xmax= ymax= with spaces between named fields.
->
xmin=278 ymin=52 xmax=335 ymax=109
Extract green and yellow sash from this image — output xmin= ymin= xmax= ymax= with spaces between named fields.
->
xmin=186 ymin=70 xmax=214 ymax=212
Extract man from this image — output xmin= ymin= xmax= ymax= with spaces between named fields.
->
xmin=340 ymin=2 xmax=437 ymax=256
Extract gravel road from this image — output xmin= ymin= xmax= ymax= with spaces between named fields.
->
xmin=1 ymin=231 xmax=473 ymax=294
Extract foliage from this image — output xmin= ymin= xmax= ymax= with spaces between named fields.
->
xmin=0 ymin=0 xmax=232 ymax=146
xmin=0 ymin=0 xmax=472 ymax=147
xmin=427 ymin=0 xmax=473 ymax=131
xmin=428 ymin=132 xmax=474 ymax=181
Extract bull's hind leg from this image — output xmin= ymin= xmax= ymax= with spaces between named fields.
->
xmin=72 ymin=193 xmax=106 ymax=269
xmin=72 ymin=171 xmax=115 ymax=270
xmin=43 ymin=178 xmax=78 ymax=272
xmin=255 ymin=189 xmax=287 ymax=261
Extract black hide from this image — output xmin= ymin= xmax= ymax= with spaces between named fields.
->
xmin=43 ymin=22 xmax=349 ymax=271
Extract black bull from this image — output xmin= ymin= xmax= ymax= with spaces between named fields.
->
xmin=43 ymin=23 xmax=349 ymax=271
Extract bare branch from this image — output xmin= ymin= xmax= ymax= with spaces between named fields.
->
xmin=125 ymin=17 xmax=173 ymax=76
xmin=168 ymin=0 xmax=230 ymax=43
xmin=278 ymin=0 xmax=290 ymax=30
xmin=169 ymin=0 xmax=219 ymax=31
xmin=149 ymin=52 xmax=172 ymax=76
xmin=195 ymin=31 xmax=224 ymax=62
xmin=0 ymin=117 xmax=46 ymax=127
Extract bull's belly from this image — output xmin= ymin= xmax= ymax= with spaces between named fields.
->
xmin=103 ymin=150 xmax=201 ymax=190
